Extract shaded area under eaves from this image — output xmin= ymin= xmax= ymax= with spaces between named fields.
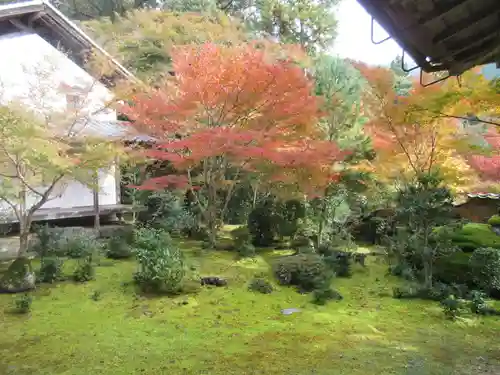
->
xmin=357 ymin=0 xmax=500 ymax=76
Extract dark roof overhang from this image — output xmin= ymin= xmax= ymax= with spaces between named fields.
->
xmin=357 ymin=0 xmax=500 ymax=76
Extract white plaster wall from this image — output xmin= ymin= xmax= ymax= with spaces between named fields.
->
xmin=0 ymin=30 xmax=119 ymax=216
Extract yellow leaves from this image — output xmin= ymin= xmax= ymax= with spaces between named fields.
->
xmin=424 ymin=67 xmax=500 ymax=121
xmin=0 ymin=103 xmax=122 ymax=201
xmin=357 ymin=62 xmax=499 ymax=191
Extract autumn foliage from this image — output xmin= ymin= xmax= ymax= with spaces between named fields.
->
xmin=353 ymin=61 xmax=476 ymax=190
xmin=122 ymin=42 xmax=347 ymax=243
xmin=467 ymin=128 xmax=500 ymax=182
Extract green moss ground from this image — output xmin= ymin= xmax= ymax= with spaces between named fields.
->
xmin=1 ymin=240 xmax=500 ymax=375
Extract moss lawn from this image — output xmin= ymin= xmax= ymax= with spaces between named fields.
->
xmin=1 ymin=240 xmax=500 ymax=375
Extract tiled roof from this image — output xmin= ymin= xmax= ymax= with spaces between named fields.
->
xmin=467 ymin=192 xmax=500 ymax=200
xmin=69 ymin=118 xmax=154 ymax=142
xmin=0 ymin=0 xmax=136 ymax=83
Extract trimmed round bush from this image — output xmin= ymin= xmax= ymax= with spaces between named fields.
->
xmin=434 ymin=252 xmax=472 ymax=285
xmin=248 ymin=278 xmax=273 ymax=294
xmin=272 ymin=253 xmax=332 ymax=293
xmin=231 ymin=226 xmax=255 ymax=257
xmin=134 ymin=228 xmax=186 ymax=294
xmin=73 ymin=256 xmax=95 ymax=282
xmin=488 ymin=215 xmax=500 ymax=226
xmin=231 ymin=226 xmax=252 ymax=246
xmin=312 ymin=288 xmax=343 ymax=305
xmin=469 ymin=247 xmax=500 ymax=293
xmin=38 ymin=257 xmax=64 ymax=283
xmin=106 ymin=236 xmax=134 ymax=259
xmin=237 ymin=243 xmax=256 ymax=258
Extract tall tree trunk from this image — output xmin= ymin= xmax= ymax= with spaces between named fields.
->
xmin=207 ymin=213 xmax=217 ymax=248
xmin=18 ymin=219 xmax=30 ymax=256
xmin=206 ymin=190 xmax=218 ymax=248
xmin=316 ymin=199 xmax=327 ymax=248
xmin=422 ymin=230 xmax=433 ymax=289
xmin=18 ymin=202 xmax=33 ymax=272
xmin=93 ymin=170 xmax=100 ymax=231
xmin=17 ymin=183 xmax=29 ymax=258
xmin=251 ymin=182 xmax=259 ymax=209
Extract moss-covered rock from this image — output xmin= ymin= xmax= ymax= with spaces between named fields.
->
xmin=0 ymin=257 xmax=36 ymax=293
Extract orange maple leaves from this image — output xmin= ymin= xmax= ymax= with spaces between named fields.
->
xmin=122 ymin=42 xmax=347 ymax=195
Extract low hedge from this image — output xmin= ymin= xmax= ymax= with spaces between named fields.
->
xmin=443 ymin=223 xmax=500 ymax=252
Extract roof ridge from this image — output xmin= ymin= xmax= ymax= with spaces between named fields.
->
xmin=0 ymin=0 xmax=137 ymax=84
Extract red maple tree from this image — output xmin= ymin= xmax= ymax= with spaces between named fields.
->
xmin=122 ymin=42 xmax=346 ymax=245
xmin=468 ymin=128 xmax=500 ymax=181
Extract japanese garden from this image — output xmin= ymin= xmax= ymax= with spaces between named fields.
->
xmin=0 ymin=0 xmax=499 ymax=374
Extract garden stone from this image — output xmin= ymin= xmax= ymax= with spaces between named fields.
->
xmin=200 ymin=277 xmax=227 ymax=286
xmin=491 ymin=226 xmax=500 ymax=236
xmin=0 ymin=257 xmax=36 ymax=293
xmin=281 ymin=307 xmax=301 ymax=315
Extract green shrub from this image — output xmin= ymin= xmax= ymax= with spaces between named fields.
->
xmin=248 ymin=278 xmax=273 ymax=294
xmin=231 ymin=226 xmax=255 ymax=257
xmin=488 ymin=215 xmax=500 ymax=226
xmin=444 ymin=223 xmax=500 ymax=251
xmin=312 ymin=287 xmax=343 ymax=305
xmin=13 ymin=293 xmax=32 ymax=314
xmin=434 ymin=252 xmax=472 ymax=285
xmin=200 ymin=240 xmax=212 ymax=249
xmin=237 ymin=243 xmax=256 ymax=258
xmin=38 ymin=256 xmax=64 ymax=283
xmin=469 ymin=247 xmax=500 ymax=293
xmin=231 ymin=226 xmax=252 ymax=245
xmin=272 ymin=254 xmax=332 ymax=293
xmin=469 ymin=290 xmax=488 ymax=314
xmin=72 ymin=256 xmax=95 ymax=282
xmin=441 ymin=295 xmax=462 ymax=320
xmin=30 ymin=224 xmax=63 ymax=258
xmin=295 ymin=245 xmax=316 ymax=254
xmin=185 ymin=226 xmax=210 ymax=241
xmin=291 ymin=235 xmax=314 ymax=251
xmin=90 ymin=290 xmax=102 ymax=301
xmin=134 ymin=228 xmax=185 ymax=294
xmin=468 ymin=290 xmax=500 ymax=316
xmin=138 ymin=190 xmax=196 ymax=235
xmin=275 ymin=200 xmax=304 ymax=237
xmin=333 ymin=253 xmax=352 ymax=278
xmin=389 ymin=262 xmax=416 ymax=281
xmin=317 ymin=243 xmax=335 ymax=257
xmin=106 ymin=236 xmax=134 ymax=259
xmin=323 ymin=252 xmax=352 ymax=278
xmin=392 ymin=285 xmax=422 ymax=299
xmin=392 ymin=283 xmax=468 ymax=302
xmin=247 ymin=199 xmax=305 ymax=246
xmin=248 ymin=204 xmax=276 ymax=246
xmin=63 ymin=233 xmax=101 ymax=259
